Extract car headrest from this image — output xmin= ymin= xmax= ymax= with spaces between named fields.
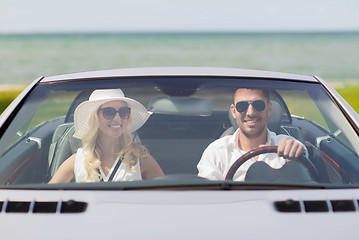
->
xmin=267 ymin=100 xmax=283 ymax=133
xmin=148 ymin=96 xmax=212 ymax=116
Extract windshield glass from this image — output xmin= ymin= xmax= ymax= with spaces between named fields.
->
xmin=0 ymin=77 xmax=358 ymax=188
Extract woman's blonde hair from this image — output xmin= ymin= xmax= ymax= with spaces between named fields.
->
xmin=81 ymin=104 xmax=148 ymax=182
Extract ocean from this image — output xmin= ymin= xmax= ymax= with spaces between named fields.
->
xmin=0 ymin=32 xmax=358 ymax=86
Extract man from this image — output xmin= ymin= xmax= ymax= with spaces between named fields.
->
xmin=197 ymin=88 xmax=307 ymax=181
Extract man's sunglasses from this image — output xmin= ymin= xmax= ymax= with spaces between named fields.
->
xmin=99 ymin=107 xmax=131 ymax=120
xmin=235 ymin=100 xmax=266 ymax=113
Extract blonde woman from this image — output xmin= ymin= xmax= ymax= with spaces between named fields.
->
xmin=49 ymin=89 xmax=164 ymax=183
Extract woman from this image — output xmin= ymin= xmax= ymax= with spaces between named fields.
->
xmin=49 ymin=88 xmax=164 ymax=183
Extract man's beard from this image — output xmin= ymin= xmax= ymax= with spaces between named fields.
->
xmin=239 ymin=124 xmax=266 ymax=139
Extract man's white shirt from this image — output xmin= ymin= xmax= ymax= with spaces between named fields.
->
xmin=197 ymin=129 xmax=308 ymax=181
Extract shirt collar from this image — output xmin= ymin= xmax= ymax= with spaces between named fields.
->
xmin=232 ymin=128 xmax=273 ymax=150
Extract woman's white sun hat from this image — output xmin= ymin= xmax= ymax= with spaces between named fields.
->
xmin=73 ymin=89 xmax=152 ymax=139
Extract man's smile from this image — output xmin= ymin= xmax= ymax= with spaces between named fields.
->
xmin=243 ymin=117 xmax=259 ymax=127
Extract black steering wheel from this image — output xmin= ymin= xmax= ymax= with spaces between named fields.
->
xmin=225 ymin=146 xmax=319 ymax=181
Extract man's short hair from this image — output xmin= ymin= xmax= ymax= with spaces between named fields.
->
xmin=233 ymin=88 xmax=270 ymax=103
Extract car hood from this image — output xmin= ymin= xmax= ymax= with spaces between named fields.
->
xmin=0 ymin=188 xmax=359 ymax=239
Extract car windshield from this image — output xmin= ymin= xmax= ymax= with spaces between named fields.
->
xmin=0 ymin=76 xmax=358 ymax=189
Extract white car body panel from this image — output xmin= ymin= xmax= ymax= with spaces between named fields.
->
xmin=1 ymin=189 xmax=359 ymax=239
xmin=42 ymin=67 xmax=316 ymax=82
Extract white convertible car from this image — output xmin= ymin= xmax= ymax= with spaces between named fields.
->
xmin=0 ymin=67 xmax=359 ymax=239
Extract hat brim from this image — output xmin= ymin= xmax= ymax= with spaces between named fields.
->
xmin=73 ymin=97 xmax=151 ymax=139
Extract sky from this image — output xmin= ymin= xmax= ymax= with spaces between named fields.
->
xmin=1 ymin=0 xmax=359 ymax=33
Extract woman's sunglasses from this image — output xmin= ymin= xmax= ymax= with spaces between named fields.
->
xmin=99 ymin=107 xmax=131 ymax=120
xmin=235 ymin=100 xmax=266 ymax=113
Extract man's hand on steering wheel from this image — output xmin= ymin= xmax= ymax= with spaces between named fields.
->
xmin=225 ymin=146 xmax=317 ymax=181
xmin=277 ymin=138 xmax=305 ymax=160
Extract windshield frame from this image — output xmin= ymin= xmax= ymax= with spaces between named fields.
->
xmin=0 ymin=76 xmax=359 ymax=189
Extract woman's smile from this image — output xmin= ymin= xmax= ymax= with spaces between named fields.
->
xmin=98 ymin=100 xmax=129 ymax=138
xmin=108 ymin=123 xmax=123 ymax=129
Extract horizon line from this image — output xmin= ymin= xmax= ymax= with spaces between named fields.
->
xmin=1 ymin=30 xmax=359 ymax=36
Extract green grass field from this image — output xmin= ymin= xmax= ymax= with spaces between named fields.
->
xmin=336 ymin=85 xmax=359 ymax=112
xmin=0 ymin=88 xmax=23 ymax=113
xmin=1 ymin=85 xmax=359 ymax=114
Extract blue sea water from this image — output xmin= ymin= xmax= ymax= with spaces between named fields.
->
xmin=0 ymin=32 xmax=358 ymax=86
